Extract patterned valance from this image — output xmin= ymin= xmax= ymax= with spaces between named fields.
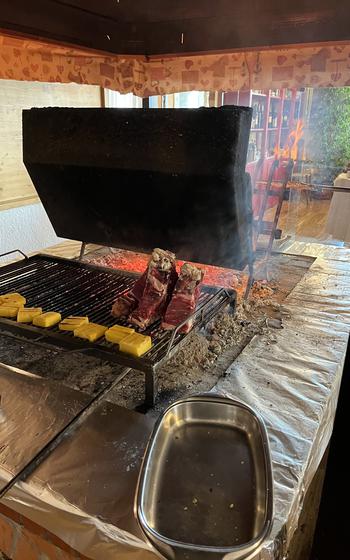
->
xmin=1 ymin=33 xmax=350 ymax=95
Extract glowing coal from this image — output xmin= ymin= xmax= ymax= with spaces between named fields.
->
xmin=86 ymin=248 xmax=244 ymax=292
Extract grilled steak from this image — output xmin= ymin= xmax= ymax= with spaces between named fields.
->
xmin=111 ymin=270 xmax=147 ymax=319
xmin=162 ymin=263 xmax=204 ymax=333
xmin=129 ymin=248 xmax=177 ymax=329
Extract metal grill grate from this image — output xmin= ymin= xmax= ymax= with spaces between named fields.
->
xmin=0 ymin=254 xmax=235 ymax=405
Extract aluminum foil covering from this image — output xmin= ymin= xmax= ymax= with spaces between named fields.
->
xmin=1 ymin=242 xmax=350 ymax=560
xmin=0 ymin=366 xmax=158 ymax=559
xmin=0 ymin=364 xmax=90 ymax=491
xmin=215 ymin=246 xmax=350 ymax=559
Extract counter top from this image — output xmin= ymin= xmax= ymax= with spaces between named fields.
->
xmin=0 ymin=363 xmax=155 ymax=558
xmin=1 ymin=242 xmax=350 ymax=560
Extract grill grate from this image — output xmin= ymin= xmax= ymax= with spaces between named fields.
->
xmin=0 ymin=254 xmax=235 ymax=405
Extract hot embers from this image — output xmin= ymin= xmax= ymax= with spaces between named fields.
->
xmin=88 ymin=249 xmax=242 ymax=291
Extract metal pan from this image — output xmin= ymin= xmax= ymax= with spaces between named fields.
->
xmin=136 ymin=394 xmax=273 ymax=560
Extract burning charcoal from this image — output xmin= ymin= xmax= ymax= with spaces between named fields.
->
xmin=111 ymin=269 xmax=148 ymax=319
xmin=129 ymin=249 xmax=178 ymax=330
xmin=162 ymin=263 xmax=204 ymax=334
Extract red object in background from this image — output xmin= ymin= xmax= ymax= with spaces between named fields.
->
xmin=247 ymin=156 xmax=293 ymax=217
xmin=248 ymin=156 xmax=280 ymax=216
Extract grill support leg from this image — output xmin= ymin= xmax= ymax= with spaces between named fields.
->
xmin=145 ymin=369 xmax=157 ymax=408
xmin=78 ymin=242 xmax=86 ymax=261
xmin=244 ymin=261 xmax=254 ymax=299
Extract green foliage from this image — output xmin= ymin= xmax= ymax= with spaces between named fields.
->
xmin=309 ymin=87 xmax=350 ymax=168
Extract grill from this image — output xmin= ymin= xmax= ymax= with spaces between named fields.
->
xmin=4 ymin=106 xmax=252 ymax=407
xmin=0 ymin=253 xmax=235 ymax=406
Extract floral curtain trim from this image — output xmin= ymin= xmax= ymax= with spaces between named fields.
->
xmin=1 ymin=33 xmax=350 ymax=95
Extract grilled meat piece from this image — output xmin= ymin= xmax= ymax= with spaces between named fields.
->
xmin=162 ymin=263 xmax=204 ymax=333
xmin=111 ymin=269 xmax=147 ymax=319
xmin=129 ymin=248 xmax=178 ymax=330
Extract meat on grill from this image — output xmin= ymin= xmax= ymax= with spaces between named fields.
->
xmin=111 ymin=270 xmax=147 ymax=319
xmin=162 ymin=263 xmax=204 ymax=333
xmin=129 ymin=249 xmax=178 ymax=330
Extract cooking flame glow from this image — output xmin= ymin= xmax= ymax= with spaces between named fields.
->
xmin=274 ymin=119 xmax=304 ymax=160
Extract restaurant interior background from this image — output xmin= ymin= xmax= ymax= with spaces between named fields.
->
xmin=1 ymin=18 xmax=350 ymax=560
xmin=0 ymin=36 xmax=350 ymax=262
xmin=106 ymin=85 xmax=350 ymax=250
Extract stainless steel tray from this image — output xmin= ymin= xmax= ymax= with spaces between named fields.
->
xmin=136 ymin=395 xmax=273 ymax=560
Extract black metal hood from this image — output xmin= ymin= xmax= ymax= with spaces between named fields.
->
xmin=22 ymin=106 xmax=253 ymax=269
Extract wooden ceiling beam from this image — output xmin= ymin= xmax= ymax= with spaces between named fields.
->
xmin=1 ymin=0 xmax=349 ymax=56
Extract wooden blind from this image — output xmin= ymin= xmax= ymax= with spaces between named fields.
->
xmin=0 ymin=80 xmax=102 ymax=211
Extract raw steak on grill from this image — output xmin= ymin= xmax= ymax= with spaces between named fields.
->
xmin=111 ymin=269 xmax=147 ymax=319
xmin=129 ymin=248 xmax=178 ymax=329
xmin=162 ymin=263 xmax=204 ymax=333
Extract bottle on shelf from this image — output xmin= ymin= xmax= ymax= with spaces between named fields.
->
xmin=268 ymin=105 xmax=278 ymax=128
xmin=253 ymin=101 xmax=262 ymax=128
xmin=247 ymin=139 xmax=257 ymax=162
xmin=255 ymin=102 xmax=263 ymax=128
xmin=251 ymin=102 xmax=257 ymax=128
xmin=273 ymin=111 xmax=278 ymax=128
xmin=268 ymin=110 xmax=273 ymax=128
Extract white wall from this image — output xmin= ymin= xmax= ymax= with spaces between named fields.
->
xmin=0 ymin=203 xmax=63 ymax=262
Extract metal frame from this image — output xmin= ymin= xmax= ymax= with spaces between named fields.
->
xmin=0 ymin=251 xmax=235 ymax=407
xmin=78 ymin=242 xmax=87 ymax=261
xmin=252 ymin=158 xmax=294 ymax=281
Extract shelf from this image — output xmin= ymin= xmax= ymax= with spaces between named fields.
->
xmin=252 ymin=94 xmax=282 ymax=100
xmin=251 ymin=128 xmax=264 ymax=132
xmin=267 ymin=127 xmax=278 ymax=131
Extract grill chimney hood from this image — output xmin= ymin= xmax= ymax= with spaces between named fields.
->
xmin=23 ymin=106 xmax=253 ymax=269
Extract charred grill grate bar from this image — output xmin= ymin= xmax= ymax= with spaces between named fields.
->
xmin=0 ymin=254 xmax=235 ymax=406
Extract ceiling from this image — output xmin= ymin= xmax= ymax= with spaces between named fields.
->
xmin=1 ymin=0 xmax=349 ymax=57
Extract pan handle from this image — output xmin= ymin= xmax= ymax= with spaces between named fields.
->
xmin=0 ymin=249 xmax=28 ymax=260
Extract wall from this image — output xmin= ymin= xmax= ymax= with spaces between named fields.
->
xmin=0 ymin=79 xmax=101 ymax=211
xmin=0 ymin=79 xmax=101 ymax=260
xmin=0 ymin=202 xmax=63 ymax=262
xmin=0 ymin=504 xmax=87 ymax=560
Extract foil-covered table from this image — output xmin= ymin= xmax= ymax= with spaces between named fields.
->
xmin=1 ymin=242 xmax=350 ymax=560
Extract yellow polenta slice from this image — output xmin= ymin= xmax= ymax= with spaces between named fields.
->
xmin=33 ymin=311 xmax=62 ymax=327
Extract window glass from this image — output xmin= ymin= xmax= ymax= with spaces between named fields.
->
xmin=105 ymin=90 xmax=142 ymax=108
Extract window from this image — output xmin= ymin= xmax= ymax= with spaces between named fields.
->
xmin=104 ymin=90 xmax=142 ymax=108
xmin=149 ymin=91 xmax=210 ymax=108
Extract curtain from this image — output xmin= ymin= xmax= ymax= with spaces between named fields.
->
xmin=1 ymin=33 xmax=350 ymax=95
